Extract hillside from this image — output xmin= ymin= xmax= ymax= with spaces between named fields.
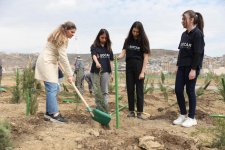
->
xmin=0 ymin=49 xmax=178 ymax=71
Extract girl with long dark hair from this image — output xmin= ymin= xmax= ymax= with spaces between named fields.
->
xmin=90 ymin=29 xmax=114 ymax=113
xmin=118 ymin=21 xmax=150 ymax=119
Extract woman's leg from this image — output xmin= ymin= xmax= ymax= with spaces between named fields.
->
xmin=185 ymin=68 xmax=199 ymax=119
xmin=44 ymin=81 xmax=59 ymax=114
xmin=135 ymin=61 xmax=144 ymax=113
xmin=100 ymin=72 xmax=110 ymax=112
xmin=175 ymin=67 xmax=187 ymax=115
xmin=126 ymin=69 xmax=135 ymax=112
xmin=91 ymin=73 xmax=105 ymax=111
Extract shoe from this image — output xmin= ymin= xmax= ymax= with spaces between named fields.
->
xmin=44 ymin=113 xmax=68 ymax=123
xmin=173 ymin=114 xmax=186 ymax=125
xmin=137 ymin=112 xmax=145 ymax=120
xmin=181 ymin=117 xmax=197 ymax=127
xmin=127 ymin=111 xmax=135 ymax=118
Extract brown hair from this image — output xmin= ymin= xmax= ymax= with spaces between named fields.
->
xmin=92 ymin=29 xmax=112 ymax=51
xmin=183 ymin=10 xmax=204 ymax=34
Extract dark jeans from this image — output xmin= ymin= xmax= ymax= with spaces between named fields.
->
xmin=175 ymin=66 xmax=199 ymax=119
xmin=126 ymin=59 xmax=144 ymax=112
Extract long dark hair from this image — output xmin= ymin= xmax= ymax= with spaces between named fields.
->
xmin=92 ymin=29 xmax=112 ymax=51
xmin=183 ymin=10 xmax=204 ymax=34
xmin=125 ymin=21 xmax=150 ymax=54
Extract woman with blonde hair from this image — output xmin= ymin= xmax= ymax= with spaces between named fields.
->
xmin=35 ymin=21 xmax=76 ymax=123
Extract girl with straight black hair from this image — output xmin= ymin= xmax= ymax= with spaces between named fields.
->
xmin=118 ymin=21 xmax=150 ymax=119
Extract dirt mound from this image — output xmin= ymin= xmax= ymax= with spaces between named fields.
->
xmin=196 ymin=109 xmax=214 ymax=124
xmin=64 ymin=110 xmax=93 ymax=124
xmin=154 ymin=130 xmax=197 ymax=150
xmin=149 ymin=110 xmax=177 ymax=121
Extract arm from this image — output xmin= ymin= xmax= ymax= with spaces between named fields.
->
xmin=92 ymin=55 xmax=101 ymax=68
xmin=58 ymin=46 xmax=74 ymax=83
xmin=189 ymin=32 xmax=204 ymax=80
xmin=139 ymin=53 xmax=149 ymax=80
xmin=117 ymin=49 xmax=126 ymax=60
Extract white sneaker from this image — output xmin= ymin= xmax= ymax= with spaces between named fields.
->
xmin=181 ymin=117 xmax=197 ymax=127
xmin=173 ymin=114 xmax=186 ymax=125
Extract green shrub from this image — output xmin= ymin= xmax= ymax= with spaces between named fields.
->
xmin=144 ymin=77 xmax=155 ymax=94
xmin=211 ymin=119 xmax=225 ymax=149
xmin=108 ymin=82 xmax=115 ymax=94
xmin=21 ymin=60 xmax=41 ymax=116
xmin=0 ymin=120 xmax=12 ymax=150
xmin=196 ymin=80 xmax=211 ymax=97
xmin=217 ymin=78 xmax=225 ymax=102
xmin=159 ymin=72 xmax=168 ymax=101
xmin=11 ymin=68 xmax=21 ymax=103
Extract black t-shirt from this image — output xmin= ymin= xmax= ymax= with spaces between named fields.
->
xmin=123 ymin=38 xmax=148 ymax=62
xmin=177 ymin=27 xmax=205 ymax=69
xmin=90 ymin=45 xmax=114 ymax=74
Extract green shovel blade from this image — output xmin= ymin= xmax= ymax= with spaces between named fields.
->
xmin=92 ymin=108 xmax=111 ymax=125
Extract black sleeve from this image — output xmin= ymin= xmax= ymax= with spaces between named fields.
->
xmin=122 ymin=39 xmax=127 ymax=50
xmin=176 ymin=34 xmax=183 ymax=66
xmin=191 ymin=32 xmax=205 ymax=69
xmin=110 ymin=50 xmax=114 ymax=61
xmin=178 ymin=33 xmax=185 ymax=49
xmin=90 ymin=45 xmax=97 ymax=56
xmin=176 ymin=51 xmax=181 ymax=66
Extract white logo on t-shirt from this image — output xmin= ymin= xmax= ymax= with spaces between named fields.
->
xmin=129 ymin=45 xmax=140 ymax=51
xmin=180 ymin=42 xmax=192 ymax=49
xmin=100 ymin=53 xmax=110 ymax=58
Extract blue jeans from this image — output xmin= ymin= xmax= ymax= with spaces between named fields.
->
xmin=175 ymin=66 xmax=199 ymax=119
xmin=44 ymin=81 xmax=59 ymax=114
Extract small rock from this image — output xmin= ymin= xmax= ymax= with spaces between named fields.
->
xmin=127 ymin=145 xmax=133 ymax=150
xmin=116 ymin=140 xmax=125 ymax=146
xmin=75 ymin=137 xmax=82 ymax=142
xmin=77 ymin=144 xmax=83 ymax=149
xmin=87 ymin=129 xmax=100 ymax=137
xmin=139 ymin=136 xmax=164 ymax=150
xmin=112 ymin=147 xmax=118 ymax=150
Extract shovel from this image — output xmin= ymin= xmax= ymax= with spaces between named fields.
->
xmin=70 ymin=82 xmax=111 ymax=125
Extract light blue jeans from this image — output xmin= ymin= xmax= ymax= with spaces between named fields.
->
xmin=44 ymin=81 xmax=59 ymax=114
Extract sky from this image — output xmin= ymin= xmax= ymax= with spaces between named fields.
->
xmin=0 ymin=0 xmax=225 ymax=57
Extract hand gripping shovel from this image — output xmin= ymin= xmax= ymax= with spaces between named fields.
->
xmin=71 ymin=82 xmax=111 ymax=125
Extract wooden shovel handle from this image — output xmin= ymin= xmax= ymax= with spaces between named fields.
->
xmin=58 ymin=62 xmax=94 ymax=117
xmin=71 ymin=82 xmax=94 ymax=117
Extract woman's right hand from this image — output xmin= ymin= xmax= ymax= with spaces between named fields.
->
xmin=96 ymin=62 xmax=101 ymax=69
xmin=67 ymin=76 xmax=74 ymax=83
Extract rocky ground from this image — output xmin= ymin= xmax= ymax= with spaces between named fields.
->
xmin=0 ymin=74 xmax=224 ymax=150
